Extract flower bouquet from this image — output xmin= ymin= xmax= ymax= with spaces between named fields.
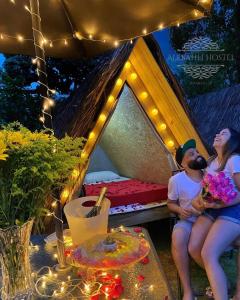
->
xmin=202 ymin=172 xmax=237 ymax=204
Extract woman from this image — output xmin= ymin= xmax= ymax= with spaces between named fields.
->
xmin=188 ymin=128 xmax=240 ymax=300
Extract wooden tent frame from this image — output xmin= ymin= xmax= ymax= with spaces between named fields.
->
xmin=60 ymin=37 xmax=209 ymax=205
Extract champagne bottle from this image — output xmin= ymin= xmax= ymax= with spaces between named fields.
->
xmin=85 ymin=187 xmax=107 ymax=218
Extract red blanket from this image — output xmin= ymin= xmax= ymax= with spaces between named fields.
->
xmin=85 ymin=179 xmax=168 ymax=208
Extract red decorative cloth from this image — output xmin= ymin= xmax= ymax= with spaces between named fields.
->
xmin=85 ymin=179 xmax=168 ymax=207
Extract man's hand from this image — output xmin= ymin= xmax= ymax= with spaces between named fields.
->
xmin=192 ymin=194 xmax=205 ymax=211
xmin=179 ymin=208 xmax=192 ymax=219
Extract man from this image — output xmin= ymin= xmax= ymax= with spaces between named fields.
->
xmin=167 ymin=139 xmax=207 ymax=300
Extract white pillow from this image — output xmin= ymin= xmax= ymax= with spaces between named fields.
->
xmin=84 ymin=171 xmax=121 ymax=184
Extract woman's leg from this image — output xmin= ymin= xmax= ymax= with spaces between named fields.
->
xmin=188 ymin=215 xmax=213 ymax=268
xmin=172 ymin=225 xmax=193 ymax=300
xmin=201 ymin=219 xmax=240 ymax=300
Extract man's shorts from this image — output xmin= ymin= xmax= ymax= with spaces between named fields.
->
xmin=173 ymin=218 xmax=197 ymax=236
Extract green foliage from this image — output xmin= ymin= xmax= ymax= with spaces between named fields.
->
xmin=0 ymin=122 xmax=86 ymax=230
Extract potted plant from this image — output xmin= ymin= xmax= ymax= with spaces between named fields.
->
xmin=0 ymin=122 xmax=86 ymax=299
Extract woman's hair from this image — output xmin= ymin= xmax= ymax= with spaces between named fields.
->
xmin=208 ymin=127 xmax=240 ymax=171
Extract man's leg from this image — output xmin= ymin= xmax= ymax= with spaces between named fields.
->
xmin=188 ymin=215 xmax=213 ymax=268
xmin=172 ymin=221 xmax=194 ymax=300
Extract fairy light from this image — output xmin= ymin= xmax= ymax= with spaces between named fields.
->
xmin=64 ymin=39 xmax=68 ymax=45
xmin=130 ymin=73 xmax=137 ymax=80
xmin=158 ymin=23 xmax=164 ymax=30
xmin=61 ymin=189 xmax=70 ymax=199
xmin=49 ymin=41 xmax=53 ymax=47
xmin=177 ymin=22 xmax=180 ymax=27
xmin=159 ymin=123 xmax=167 ymax=131
xmin=140 ymin=91 xmax=148 ymax=100
xmin=108 ymin=95 xmax=115 ymax=103
xmin=0 ymin=34 xmax=4 ymax=40
xmin=72 ymin=169 xmax=80 ymax=178
xmin=89 ymin=34 xmax=93 ymax=40
xmin=142 ymin=28 xmax=147 ymax=35
xmin=10 ymin=0 xmax=15 ymax=3
xmin=124 ymin=61 xmax=131 ymax=69
xmin=116 ymin=78 xmax=123 ymax=86
xmin=151 ymin=108 xmax=158 ymax=116
xmin=114 ymin=40 xmax=119 ymax=47
xmin=89 ymin=132 xmax=95 ymax=139
xmin=130 ymin=39 xmax=133 ymax=44
xmin=167 ymin=140 xmax=175 ymax=148
xmin=74 ymin=31 xmax=83 ymax=40
xmin=99 ymin=113 xmax=106 ymax=122
xmin=194 ymin=9 xmax=199 ymax=17
xmin=17 ymin=35 xmax=24 ymax=42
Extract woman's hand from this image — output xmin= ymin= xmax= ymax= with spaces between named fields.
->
xmin=179 ymin=208 xmax=192 ymax=219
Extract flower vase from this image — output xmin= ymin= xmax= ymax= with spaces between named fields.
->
xmin=0 ymin=219 xmax=34 ymax=300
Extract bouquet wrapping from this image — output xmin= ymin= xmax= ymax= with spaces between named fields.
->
xmin=202 ymin=172 xmax=237 ymax=204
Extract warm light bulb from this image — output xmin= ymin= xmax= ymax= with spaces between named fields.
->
xmin=89 ymin=132 xmax=95 ymax=139
xmin=140 ymin=91 xmax=148 ymax=100
xmin=49 ymin=41 xmax=53 ymax=47
xmin=167 ymin=140 xmax=175 ymax=148
xmin=177 ymin=22 xmax=180 ymax=27
xmin=24 ymin=5 xmax=30 ymax=12
xmin=17 ymin=35 xmax=24 ymax=42
xmin=124 ymin=61 xmax=131 ymax=69
xmin=116 ymin=78 xmax=123 ymax=86
xmin=75 ymin=31 xmax=83 ymax=40
xmin=0 ymin=34 xmax=3 ymax=40
xmin=130 ymin=39 xmax=133 ymax=44
xmin=72 ymin=169 xmax=80 ymax=178
xmin=10 ymin=0 xmax=15 ymax=3
xmin=41 ymin=281 xmax=46 ymax=288
xmin=149 ymin=285 xmax=154 ymax=291
xmin=32 ymin=58 xmax=37 ymax=64
xmin=51 ymin=201 xmax=57 ymax=208
xmin=64 ymin=39 xmax=68 ymax=45
xmin=142 ymin=28 xmax=147 ymax=35
xmin=39 ymin=116 xmax=45 ymax=123
xmin=158 ymin=23 xmax=164 ymax=30
xmin=89 ymin=34 xmax=93 ymax=39
xmin=99 ymin=114 xmax=106 ymax=122
xmin=114 ymin=41 xmax=119 ymax=47
xmin=130 ymin=73 xmax=137 ymax=80
xmin=152 ymin=108 xmax=158 ymax=116
xmin=159 ymin=123 xmax=167 ymax=131
xmin=194 ymin=9 xmax=199 ymax=17
xmin=61 ymin=189 xmax=69 ymax=199
xmin=108 ymin=95 xmax=114 ymax=103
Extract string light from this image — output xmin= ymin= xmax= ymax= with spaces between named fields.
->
xmin=108 ymin=95 xmax=115 ymax=103
xmin=140 ymin=91 xmax=148 ymax=100
xmin=116 ymin=78 xmax=123 ymax=86
xmin=0 ymin=34 xmax=4 ymax=40
xmin=99 ymin=114 xmax=106 ymax=122
xmin=151 ymin=108 xmax=158 ymax=116
xmin=124 ymin=61 xmax=131 ymax=69
xmin=89 ymin=132 xmax=95 ymax=139
xmin=159 ymin=123 xmax=167 ymax=131
xmin=72 ymin=169 xmax=80 ymax=178
xmin=2 ymin=1 xmax=206 ymax=50
xmin=130 ymin=73 xmax=137 ymax=80
xmin=167 ymin=140 xmax=175 ymax=148
xmin=61 ymin=189 xmax=70 ymax=199
xmin=17 ymin=35 xmax=24 ymax=42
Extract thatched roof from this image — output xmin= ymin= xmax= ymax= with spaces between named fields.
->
xmin=54 ymin=35 xmax=204 ymax=146
xmin=189 ymin=84 xmax=240 ymax=153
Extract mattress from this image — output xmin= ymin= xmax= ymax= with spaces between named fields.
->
xmin=85 ymin=179 xmax=168 ymax=208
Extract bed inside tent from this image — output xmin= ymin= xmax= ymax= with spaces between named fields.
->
xmin=84 ymin=84 xmax=174 ymax=222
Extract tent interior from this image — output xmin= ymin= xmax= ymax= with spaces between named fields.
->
xmin=84 ymin=84 xmax=175 ymax=217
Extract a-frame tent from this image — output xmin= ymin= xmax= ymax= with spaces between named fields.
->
xmin=56 ymin=37 xmax=209 ymax=203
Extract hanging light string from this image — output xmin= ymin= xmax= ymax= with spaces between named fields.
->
xmin=24 ymin=2 xmax=55 ymax=132
xmin=2 ymin=0 xmax=211 ymax=49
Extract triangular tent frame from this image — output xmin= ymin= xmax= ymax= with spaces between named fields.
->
xmin=60 ymin=37 xmax=209 ymax=203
